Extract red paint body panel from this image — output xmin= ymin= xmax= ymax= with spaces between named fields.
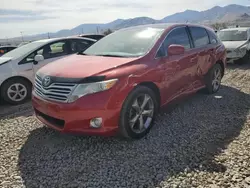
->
xmin=39 ymin=54 xmax=140 ymax=78
xmin=32 ymin=24 xmax=226 ymax=136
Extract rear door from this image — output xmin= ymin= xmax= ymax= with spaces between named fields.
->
xmin=188 ymin=26 xmax=211 ymax=88
xmin=156 ymin=26 xmax=199 ymax=102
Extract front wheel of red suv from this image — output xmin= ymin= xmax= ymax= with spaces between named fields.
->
xmin=204 ymin=64 xmax=223 ymax=94
xmin=119 ymin=86 xmax=158 ymax=139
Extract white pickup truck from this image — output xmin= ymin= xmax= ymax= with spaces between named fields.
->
xmin=217 ymin=27 xmax=250 ymax=65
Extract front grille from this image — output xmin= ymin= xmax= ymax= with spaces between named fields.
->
xmin=34 ymin=75 xmax=76 ymax=102
xmin=35 ymin=109 xmax=65 ymax=129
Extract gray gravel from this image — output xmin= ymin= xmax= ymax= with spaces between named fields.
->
xmin=0 ymin=63 xmax=250 ymax=188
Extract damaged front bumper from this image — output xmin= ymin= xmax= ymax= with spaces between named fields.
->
xmin=226 ymin=48 xmax=247 ymax=63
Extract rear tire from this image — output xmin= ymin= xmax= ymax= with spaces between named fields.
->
xmin=119 ymin=86 xmax=158 ymax=139
xmin=204 ymin=64 xmax=223 ymax=94
xmin=0 ymin=78 xmax=31 ymax=105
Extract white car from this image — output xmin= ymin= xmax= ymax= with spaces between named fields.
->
xmin=217 ymin=27 xmax=250 ymax=64
xmin=0 ymin=37 xmax=96 ymax=105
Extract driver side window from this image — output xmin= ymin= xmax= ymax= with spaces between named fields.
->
xmin=23 ymin=41 xmax=68 ymax=63
xmin=41 ymin=41 xmax=68 ymax=59
xmin=157 ymin=27 xmax=191 ymax=57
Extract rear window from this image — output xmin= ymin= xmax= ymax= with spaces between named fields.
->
xmin=189 ymin=27 xmax=209 ymax=47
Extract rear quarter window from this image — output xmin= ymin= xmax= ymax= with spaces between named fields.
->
xmin=207 ymin=30 xmax=219 ymax=44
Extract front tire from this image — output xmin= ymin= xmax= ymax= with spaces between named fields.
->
xmin=119 ymin=86 xmax=158 ymax=139
xmin=0 ymin=78 xmax=31 ymax=105
xmin=204 ymin=64 xmax=223 ymax=94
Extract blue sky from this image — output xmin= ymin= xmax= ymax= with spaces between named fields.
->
xmin=0 ymin=0 xmax=249 ymax=38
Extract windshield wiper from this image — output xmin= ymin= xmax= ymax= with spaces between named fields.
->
xmin=96 ymin=54 xmax=128 ymax=57
xmin=78 ymin=52 xmax=135 ymax=58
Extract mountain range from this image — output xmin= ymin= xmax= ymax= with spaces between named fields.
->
xmin=2 ymin=4 xmax=250 ymax=44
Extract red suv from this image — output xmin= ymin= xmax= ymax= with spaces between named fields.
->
xmin=32 ymin=23 xmax=226 ymax=139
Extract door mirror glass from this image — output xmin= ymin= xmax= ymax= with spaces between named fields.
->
xmin=168 ymin=44 xmax=185 ymax=56
xmin=34 ymin=54 xmax=44 ymax=62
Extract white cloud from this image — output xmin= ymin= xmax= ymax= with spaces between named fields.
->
xmin=0 ymin=0 xmax=249 ymax=38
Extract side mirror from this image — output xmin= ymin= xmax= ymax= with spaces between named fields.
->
xmin=168 ymin=44 xmax=185 ymax=56
xmin=34 ymin=54 xmax=44 ymax=63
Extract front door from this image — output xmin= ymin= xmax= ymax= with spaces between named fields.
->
xmin=156 ymin=26 xmax=198 ymax=103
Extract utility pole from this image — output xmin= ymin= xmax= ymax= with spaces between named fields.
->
xmin=6 ymin=37 xmax=8 ymax=44
xmin=48 ymin=32 xmax=50 ymax=39
xmin=82 ymin=28 xmax=84 ymax=34
xmin=20 ymin=31 xmax=24 ymax=42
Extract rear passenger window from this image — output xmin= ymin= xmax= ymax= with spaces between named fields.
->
xmin=189 ymin=27 xmax=209 ymax=47
xmin=157 ymin=27 xmax=191 ymax=57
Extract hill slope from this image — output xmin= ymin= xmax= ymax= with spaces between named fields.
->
xmin=2 ymin=4 xmax=250 ymax=44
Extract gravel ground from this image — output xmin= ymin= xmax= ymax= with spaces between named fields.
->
xmin=0 ymin=63 xmax=250 ymax=188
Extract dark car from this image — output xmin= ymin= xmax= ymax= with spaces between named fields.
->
xmin=0 ymin=46 xmax=17 ymax=56
xmin=32 ymin=23 xmax=226 ymax=139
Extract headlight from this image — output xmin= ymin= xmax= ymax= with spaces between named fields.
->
xmin=68 ymin=79 xmax=118 ymax=103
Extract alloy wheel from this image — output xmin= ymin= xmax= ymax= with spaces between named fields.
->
xmin=212 ymin=67 xmax=222 ymax=92
xmin=7 ymin=83 xmax=27 ymax=102
xmin=129 ymin=94 xmax=155 ymax=134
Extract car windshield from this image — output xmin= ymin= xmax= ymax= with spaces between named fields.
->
xmin=83 ymin=27 xmax=165 ymax=57
xmin=217 ymin=30 xmax=248 ymax=41
xmin=2 ymin=41 xmax=46 ymax=59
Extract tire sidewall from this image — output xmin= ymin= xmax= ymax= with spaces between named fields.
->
xmin=119 ymin=86 xmax=158 ymax=139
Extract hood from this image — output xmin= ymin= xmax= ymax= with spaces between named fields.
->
xmin=222 ymin=40 xmax=248 ymax=49
xmin=38 ymin=54 xmax=139 ymax=78
xmin=0 ymin=57 xmax=12 ymax=65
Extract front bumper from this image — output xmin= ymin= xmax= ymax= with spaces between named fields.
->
xmin=226 ymin=49 xmax=246 ymax=63
xmin=32 ymin=90 xmax=122 ymax=136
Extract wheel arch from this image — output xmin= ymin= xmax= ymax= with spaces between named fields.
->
xmin=137 ymin=81 xmax=161 ymax=109
xmin=0 ymin=76 xmax=33 ymax=95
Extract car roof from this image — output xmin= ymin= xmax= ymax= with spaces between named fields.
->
xmin=118 ymin=23 xmax=212 ymax=31
xmin=220 ymin=27 xmax=249 ymax=31
xmin=35 ymin=36 xmax=95 ymax=43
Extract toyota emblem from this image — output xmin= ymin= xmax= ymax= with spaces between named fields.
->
xmin=42 ymin=76 xmax=51 ymax=87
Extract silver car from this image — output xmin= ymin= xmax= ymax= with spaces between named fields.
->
xmin=0 ymin=37 xmax=96 ymax=105
xmin=217 ymin=27 xmax=250 ymax=64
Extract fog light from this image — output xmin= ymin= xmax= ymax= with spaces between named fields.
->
xmin=90 ymin=118 xmax=102 ymax=128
